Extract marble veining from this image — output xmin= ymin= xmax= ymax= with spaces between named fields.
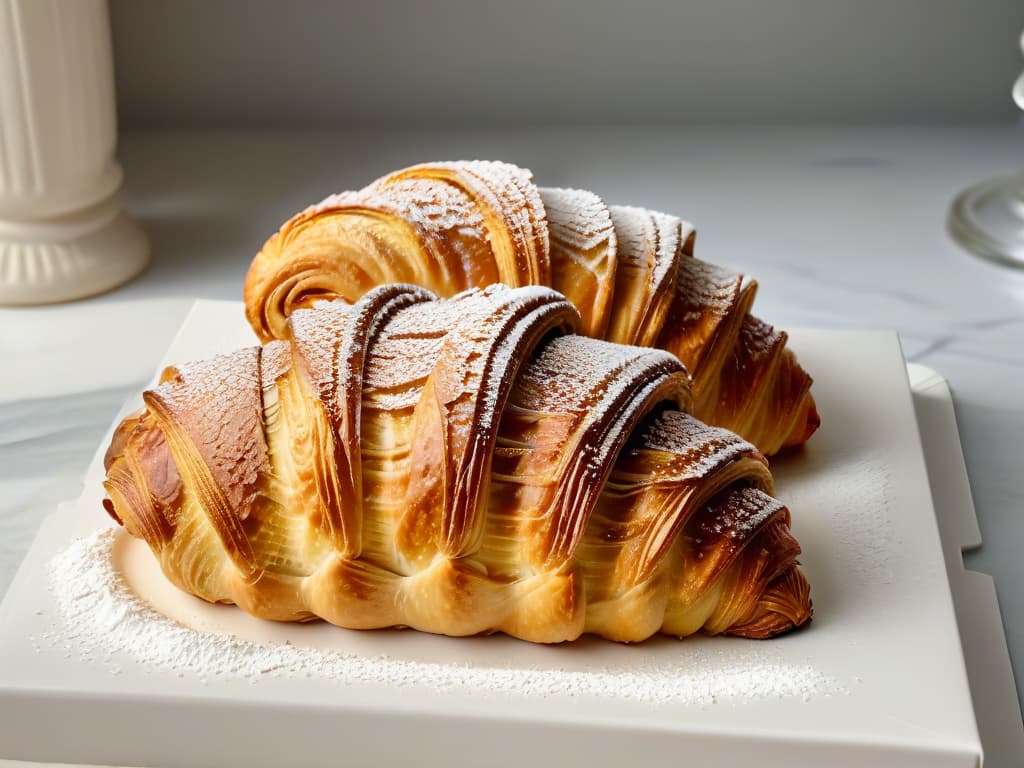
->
xmin=0 ymin=387 xmax=136 ymax=589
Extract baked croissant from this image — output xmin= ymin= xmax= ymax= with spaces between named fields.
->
xmin=244 ymin=161 xmax=819 ymax=456
xmin=103 ymin=284 xmax=811 ymax=643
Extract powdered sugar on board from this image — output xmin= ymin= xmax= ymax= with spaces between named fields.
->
xmin=38 ymin=528 xmax=843 ymax=708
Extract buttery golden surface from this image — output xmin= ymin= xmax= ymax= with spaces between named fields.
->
xmin=244 ymin=160 xmax=819 ymax=456
xmin=104 ymin=285 xmax=811 ymax=643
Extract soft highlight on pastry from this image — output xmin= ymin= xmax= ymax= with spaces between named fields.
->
xmin=104 ymin=284 xmax=811 ymax=643
xmin=244 ymin=160 xmax=819 ymax=456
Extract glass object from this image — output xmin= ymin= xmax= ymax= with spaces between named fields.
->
xmin=948 ymin=31 xmax=1024 ymax=268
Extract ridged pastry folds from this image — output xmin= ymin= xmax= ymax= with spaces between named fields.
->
xmin=244 ymin=161 xmax=819 ymax=456
xmin=104 ymin=284 xmax=812 ymax=643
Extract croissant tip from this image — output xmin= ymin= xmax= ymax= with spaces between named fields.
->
xmin=805 ymin=400 xmax=822 ymax=435
xmin=101 ymin=496 xmax=123 ymax=526
xmin=775 ymin=396 xmax=821 ymax=454
xmin=103 ymin=409 xmax=145 ymax=471
xmin=726 ymin=567 xmax=813 ymax=639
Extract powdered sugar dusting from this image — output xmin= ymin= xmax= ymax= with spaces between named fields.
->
xmin=698 ymin=487 xmax=786 ymax=537
xmin=825 ymin=452 xmax=896 ymax=585
xmin=639 ymin=411 xmax=758 ymax=482
xmin=367 ymin=177 xmax=486 ymax=235
xmin=674 ymin=256 xmax=743 ymax=321
xmin=157 ymin=348 xmax=267 ymax=515
xmin=517 ymin=335 xmax=683 ymax=414
xmin=738 ymin=314 xmax=783 ymax=367
xmin=41 ymin=529 xmax=842 ymax=707
xmin=382 ymin=161 xmax=548 ymax=278
xmin=362 ymin=285 xmax=568 ymax=413
xmin=541 ymin=187 xmax=616 ymax=254
xmin=609 ymin=205 xmax=682 ymax=290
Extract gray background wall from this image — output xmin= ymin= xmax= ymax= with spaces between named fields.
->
xmin=110 ymin=0 xmax=1024 ymax=129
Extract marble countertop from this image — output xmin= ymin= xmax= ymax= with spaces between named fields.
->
xmin=1 ymin=126 xmax=1022 ymax=715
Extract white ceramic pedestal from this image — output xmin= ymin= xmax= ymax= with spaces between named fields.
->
xmin=0 ymin=0 xmax=147 ymax=305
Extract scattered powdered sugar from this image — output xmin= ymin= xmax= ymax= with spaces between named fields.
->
xmin=40 ymin=529 xmax=842 ymax=708
xmin=826 ymin=451 xmax=896 ymax=585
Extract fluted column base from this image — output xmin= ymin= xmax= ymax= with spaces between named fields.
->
xmin=0 ymin=195 xmax=148 ymax=305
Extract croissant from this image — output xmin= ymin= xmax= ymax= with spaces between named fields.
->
xmin=103 ymin=284 xmax=811 ymax=643
xmin=244 ymin=161 xmax=819 ymax=456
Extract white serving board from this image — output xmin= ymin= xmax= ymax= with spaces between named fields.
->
xmin=0 ymin=301 xmax=986 ymax=767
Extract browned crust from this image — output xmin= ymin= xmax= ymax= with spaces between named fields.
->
xmin=541 ymin=187 xmax=619 ymax=339
xmin=606 ymin=205 xmax=682 ymax=348
xmin=142 ymin=347 xmax=267 ymax=582
xmin=288 ymin=284 xmax=436 ymax=556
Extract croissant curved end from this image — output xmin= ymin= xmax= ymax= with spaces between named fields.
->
xmin=782 ymin=395 xmax=821 ymax=452
xmin=103 ymin=410 xmax=179 ymax=550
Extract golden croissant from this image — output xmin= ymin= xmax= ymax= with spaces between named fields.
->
xmin=244 ymin=160 xmax=819 ymax=456
xmin=103 ymin=284 xmax=811 ymax=643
